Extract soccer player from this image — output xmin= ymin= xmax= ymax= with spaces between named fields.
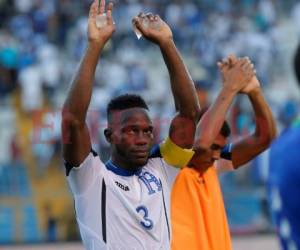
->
xmin=268 ymin=43 xmax=300 ymax=249
xmin=61 ymin=0 xmax=256 ymax=248
xmin=171 ymin=56 xmax=277 ymax=250
xmin=61 ymin=0 xmax=204 ymax=249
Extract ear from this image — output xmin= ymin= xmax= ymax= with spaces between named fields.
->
xmin=104 ymin=128 xmax=112 ymax=143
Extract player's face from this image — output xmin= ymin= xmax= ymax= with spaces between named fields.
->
xmin=189 ymin=133 xmax=227 ymax=171
xmin=108 ymin=108 xmax=154 ymax=168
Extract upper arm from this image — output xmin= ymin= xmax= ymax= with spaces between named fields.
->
xmin=231 ymin=135 xmax=270 ymax=169
xmin=168 ymin=114 xmax=196 ymax=149
xmin=61 ymin=113 xmax=92 ymax=166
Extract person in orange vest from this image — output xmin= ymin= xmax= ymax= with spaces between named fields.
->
xmin=171 ymin=55 xmax=277 ymax=250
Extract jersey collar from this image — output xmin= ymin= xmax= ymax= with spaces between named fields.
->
xmin=105 ymin=160 xmax=142 ymax=176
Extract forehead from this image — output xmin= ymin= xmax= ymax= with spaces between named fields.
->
xmin=110 ymin=108 xmax=152 ymax=127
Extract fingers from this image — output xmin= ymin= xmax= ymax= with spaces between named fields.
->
xmin=132 ymin=16 xmax=147 ymax=35
xmin=89 ymin=1 xmax=98 ymax=19
xmin=228 ymin=54 xmax=238 ymax=66
xmin=217 ymin=58 xmax=228 ymax=68
xmin=138 ymin=12 xmax=146 ymax=19
xmin=99 ymin=0 xmax=105 ymax=14
xmin=107 ymin=2 xmax=114 ymax=25
xmin=217 ymin=54 xmax=237 ymax=71
xmin=145 ymin=13 xmax=160 ymax=21
xmin=241 ymin=62 xmax=256 ymax=81
xmin=132 ymin=12 xmax=158 ymax=34
xmin=146 ymin=12 xmax=155 ymax=21
xmin=217 ymin=61 xmax=223 ymax=69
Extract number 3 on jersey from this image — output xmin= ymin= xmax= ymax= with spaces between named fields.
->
xmin=136 ymin=205 xmax=153 ymax=230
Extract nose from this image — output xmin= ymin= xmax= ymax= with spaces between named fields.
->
xmin=135 ymin=132 xmax=149 ymax=146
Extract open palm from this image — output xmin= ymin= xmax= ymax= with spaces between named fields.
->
xmin=88 ymin=0 xmax=115 ymax=44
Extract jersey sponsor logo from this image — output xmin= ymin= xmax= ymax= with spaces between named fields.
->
xmin=139 ymin=171 xmax=162 ymax=195
xmin=115 ymin=181 xmax=130 ymax=191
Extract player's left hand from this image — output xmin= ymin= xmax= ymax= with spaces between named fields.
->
xmin=132 ymin=13 xmax=173 ymax=45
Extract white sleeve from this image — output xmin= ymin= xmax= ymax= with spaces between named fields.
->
xmin=67 ymin=152 xmax=105 ymax=196
xmin=160 ymin=159 xmax=180 ymax=188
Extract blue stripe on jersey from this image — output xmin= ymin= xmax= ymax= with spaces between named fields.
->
xmin=105 ymin=160 xmax=142 ymax=176
xmin=160 ymin=179 xmax=170 ymax=240
xmin=101 ymin=179 xmax=107 ymax=243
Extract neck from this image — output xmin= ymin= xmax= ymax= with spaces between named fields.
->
xmin=111 ymin=154 xmax=140 ymax=171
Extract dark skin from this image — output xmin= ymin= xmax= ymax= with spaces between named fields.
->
xmin=104 ymin=108 xmax=154 ymax=169
xmin=219 ymin=56 xmax=277 ymax=170
xmin=189 ymin=56 xmax=277 ymax=172
xmin=189 ymin=133 xmax=227 ymax=172
xmin=194 ymin=55 xmax=255 ymax=154
xmin=62 ymin=0 xmax=200 ymax=170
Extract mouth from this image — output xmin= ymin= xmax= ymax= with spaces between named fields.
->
xmin=131 ymin=150 xmax=149 ymax=158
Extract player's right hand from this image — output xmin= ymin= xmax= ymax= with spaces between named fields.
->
xmin=88 ymin=0 xmax=115 ymax=45
xmin=218 ymin=55 xmax=256 ymax=93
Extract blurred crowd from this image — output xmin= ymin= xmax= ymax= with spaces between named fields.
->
xmin=0 ymin=0 xmax=300 ymax=212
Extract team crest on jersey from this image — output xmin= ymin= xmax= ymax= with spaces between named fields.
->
xmin=115 ymin=181 xmax=130 ymax=191
xmin=139 ymin=171 xmax=162 ymax=195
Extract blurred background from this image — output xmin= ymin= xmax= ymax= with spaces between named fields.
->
xmin=1 ymin=0 xmax=300 ymax=249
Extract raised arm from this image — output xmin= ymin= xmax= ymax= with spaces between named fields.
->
xmin=61 ymin=0 xmax=115 ymax=166
xmin=194 ymin=56 xmax=255 ymax=153
xmin=230 ymin=76 xmax=277 ymax=169
xmin=133 ymin=13 xmax=200 ymax=148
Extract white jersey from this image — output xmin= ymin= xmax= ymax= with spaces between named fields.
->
xmin=66 ymin=139 xmax=194 ymax=250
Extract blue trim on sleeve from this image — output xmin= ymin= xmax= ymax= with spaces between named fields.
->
xmin=221 ymin=143 xmax=232 ymax=161
xmin=64 ymin=149 xmax=98 ymax=176
xmin=149 ymin=144 xmax=162 ymax=159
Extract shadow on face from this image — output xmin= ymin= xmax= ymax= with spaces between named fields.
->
xmin=189 ymin=133 xmax=227 ymax=172
xmin=104 ymin=108 xmax=154 ymax=169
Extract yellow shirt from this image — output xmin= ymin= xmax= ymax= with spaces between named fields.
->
xmin=171 ymin=166 xmax=232 ymax=250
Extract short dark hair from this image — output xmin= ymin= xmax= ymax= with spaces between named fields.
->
xmin=294 ymin=43 xmax=300 ymax=88
xmin=199 ymin=107 xmax=231 ymax=138
xmin=107 ymin=94 xmax=149 ymax=119
xmin=220 ymin=120 xmax=231 ymax=138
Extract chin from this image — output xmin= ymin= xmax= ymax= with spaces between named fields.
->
xmin=133 ymin=158 xmax=148 ymax=168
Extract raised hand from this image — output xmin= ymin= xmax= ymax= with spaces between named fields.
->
xmin=88 ymin=0 xmax=115 ymax=45
xmin=218 ymin=55 xmax=260 ymax=94
xmin=218 ymin=55 xmax=256 ymax=93
xmin=132 ymin=13 xmax=173 ymax=45
xmin=239 ymin=65 xmax=260 ymax=94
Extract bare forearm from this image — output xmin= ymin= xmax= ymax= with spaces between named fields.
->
xmin=64 ymin=42 xmax=104 ymax=123
xmin=159 ymin=39 xmax=200 ymax=120
xmin=232 ymin=88 xmax=276 ymax=168
xmin=249 ymin=88 xmax=277 ymax=141
xmin=196 ymin=87 xmax=236 ymax=149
